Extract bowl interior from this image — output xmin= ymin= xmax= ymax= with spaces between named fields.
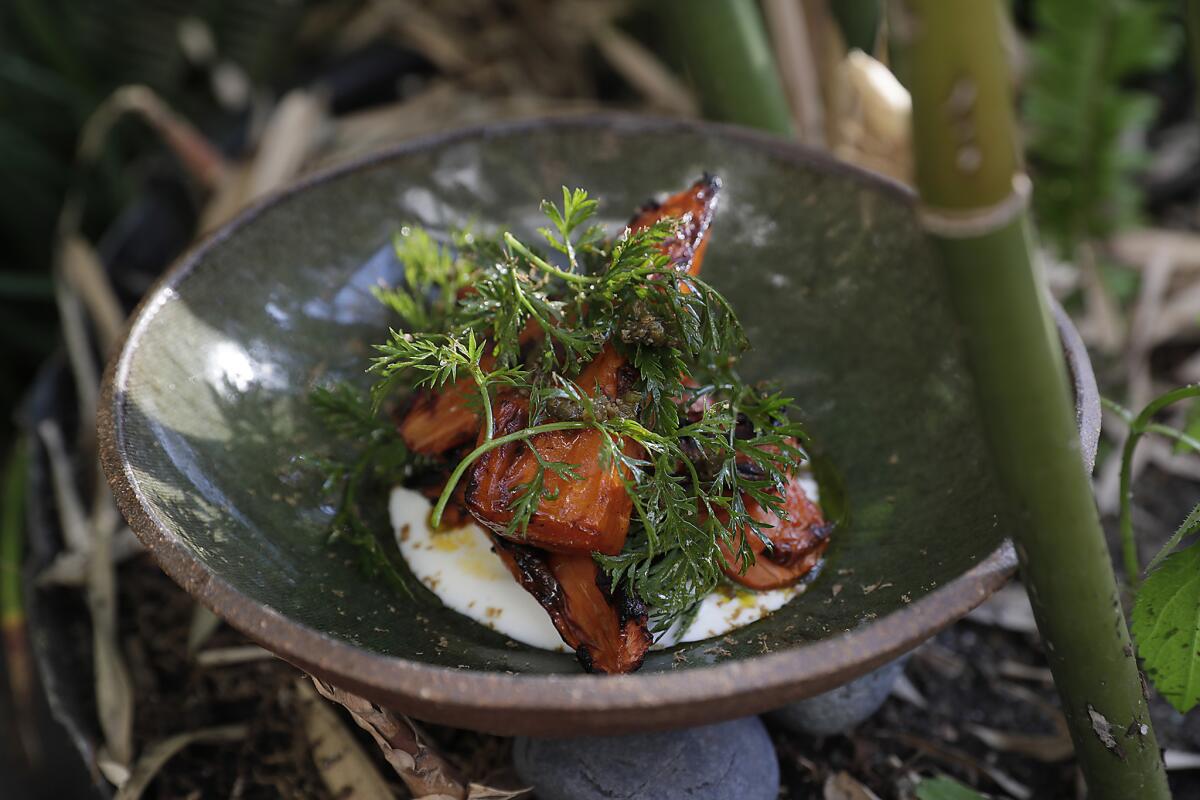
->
xmin=107 ymin=118 xmax=1013 ymax=677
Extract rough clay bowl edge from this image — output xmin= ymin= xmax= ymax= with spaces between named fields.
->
xmin=98 ymin=113 xmax=1099 ymax=737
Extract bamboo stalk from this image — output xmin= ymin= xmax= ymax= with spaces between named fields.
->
xmin=660 ymin=0 xmax=795 ymax=136
xmin=891 ymin=2 xmax=1169 ymax=797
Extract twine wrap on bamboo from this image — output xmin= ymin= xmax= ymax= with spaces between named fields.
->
xmin=892 ymin=2 xmax=1170 ymax=797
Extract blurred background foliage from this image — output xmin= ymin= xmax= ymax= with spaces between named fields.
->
xmin=0 ymin=0 xmax=316 ymax=439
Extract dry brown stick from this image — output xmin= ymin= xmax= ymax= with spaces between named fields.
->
xmin=37 ymin=421 xmax=135 ymax=776
xmin=1125 ymin=248 xmax=1174 ymax=411
xmin=800 ymin=0 xmax=849 ymax=148
xmin=52 ymin=268 xmax=99 ymax=464
xmin=60 ymin=236 xmax=125 ymax=358
xmin=77 ymin=85 xmax=230 ymax=190
xmin=1075 ymin=239 xmax=1125 ymax=354
xmin=294 ymin=680 xmax=395 ymax=800
xmin=114 ymin=724 xmax=248 ymax=800
xmin=1113 ymin=228 xmax=1200 ymax=271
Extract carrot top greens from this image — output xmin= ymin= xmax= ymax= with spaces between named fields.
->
xmin=314 ymin=188 xmax=813 ymax=628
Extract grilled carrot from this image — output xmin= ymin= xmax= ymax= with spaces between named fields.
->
xmin=718 ymin=475 xmax=831 ymax=590
xmin=628 ymin=174 xmax=721 ymax=276
xmin=490 ymin=535 xmax=652 ymax=674
xmin=465 ymin=346 xmax=641 ymax=555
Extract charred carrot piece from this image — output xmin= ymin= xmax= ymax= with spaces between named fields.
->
xmin=465 ymin=346 xmax=641 ymax=555
xmin=718 ymin=475 xmax=831 ymax=590
xmin=490 ymin=535 xmax=652 ymax=673
xmin=397 ymin=375 xmax=481 ymax=456
xmin=397 ymin=320 xmax=542 ymax=457
xmin=627 ymin=174 xmax=721 ymax=275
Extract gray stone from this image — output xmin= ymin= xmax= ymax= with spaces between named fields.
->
xmin=768 ymin=655 xmax=908 ymax=736
xmin=512 ymin=716 xmax=779 ymax=800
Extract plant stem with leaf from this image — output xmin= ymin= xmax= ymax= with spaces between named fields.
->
xmin=1106 ymin=385 xmax=1200 ymax=585
xmin=893 ymin=1 xmax=1168 ymax=796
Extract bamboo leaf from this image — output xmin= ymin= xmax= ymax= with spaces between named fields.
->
xmin=914 ymin=776 xmax=988 ymax=800
xmin=1133 ymin=543 xmax=1200 ymax=713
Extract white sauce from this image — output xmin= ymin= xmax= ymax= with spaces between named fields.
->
xmin=391 ymin=474 xmax=819 ymax=652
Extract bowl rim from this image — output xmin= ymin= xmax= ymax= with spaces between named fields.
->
xmin=100 ymin=112 xmax=1069 ymax=735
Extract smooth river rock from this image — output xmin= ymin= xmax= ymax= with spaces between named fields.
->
xmin=512 ymin=716 xmax=779 ymax=800
xmin=767 ymin=655 xmax=908 ymax=736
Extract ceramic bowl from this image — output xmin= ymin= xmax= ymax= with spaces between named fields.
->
xmin=100 ymin=115 xmax=1098 ymax=735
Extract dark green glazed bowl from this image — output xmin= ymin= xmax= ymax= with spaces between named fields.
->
xmin=100 ymin=115 xmax=1097 ymax=736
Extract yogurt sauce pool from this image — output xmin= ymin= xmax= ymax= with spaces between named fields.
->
xmin=390 ymin=474 xmax=820 ymax=651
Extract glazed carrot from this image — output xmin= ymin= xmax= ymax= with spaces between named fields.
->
xmin=627 ymin=174 xmax=721 ymax=276
xmin=718 ymin=475 xmax=831 ymax=590
xmin=465 ymin=346 xmax=641 ymax=555
xmin=490 ymin=535 xmax=652 ymax=674
xmin=397 ymin=372 xmax=483 ymax=456
xmin=397 ymin=319 xmax=542 ymax=456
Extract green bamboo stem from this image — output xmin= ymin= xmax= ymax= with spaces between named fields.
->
xmin=660 ymin=0 xmax=795 ymax=136
xmin=892 ymin=2 xmax=1169 ymax=796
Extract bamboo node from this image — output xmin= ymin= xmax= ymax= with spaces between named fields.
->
xmin=917 ymin=174 xmax=1031 ymax=238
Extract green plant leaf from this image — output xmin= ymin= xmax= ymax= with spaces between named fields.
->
xmin=915 ymin=776 xmax=988 ymax=800
xmin=1024 ymin=0 xmax=1182 ymax=254
xmin=1133 ymin=543 xmax=1200 ymax=713
xmin=1146 ymin=503 xmax=1200 ymax=573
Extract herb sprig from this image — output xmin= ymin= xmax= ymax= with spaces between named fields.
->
xmin=308 ymin=383 xmax=422 ymax=597
xmin=314 ymin=187 xmax=813 ymax=626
